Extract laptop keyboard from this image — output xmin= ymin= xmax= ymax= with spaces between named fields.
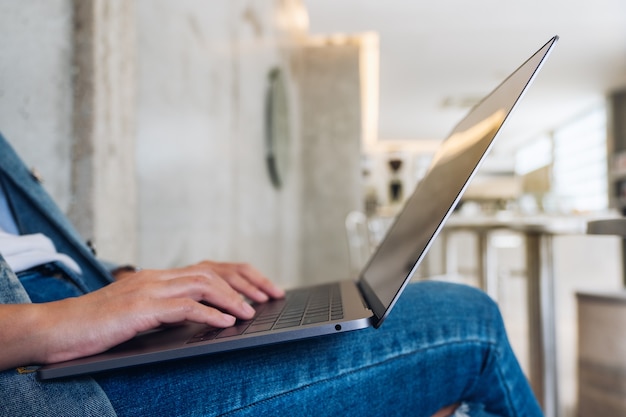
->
xmin=187 ymin=283 xmax=344 ymax=344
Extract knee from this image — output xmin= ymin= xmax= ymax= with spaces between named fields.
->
xmin=410 ymin=280 xmax=495 ymax=307
xmin=406 ymin=280 xmax=505 ymax=333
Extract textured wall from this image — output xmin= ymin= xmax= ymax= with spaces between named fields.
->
xmin=0 ymin=0 xmax=362 ymax=287
xmin=0 ymin=0 xmax=137 ymax=263
xmin=135 ymin=0 xmax=306 ymax=286
xmin=0 ymin=0 xmax=74 ymax=211
xmin=70 ymin=0 xmax=138 ymax=264
xmin=294 ymin=42 xmax=362 ymax=282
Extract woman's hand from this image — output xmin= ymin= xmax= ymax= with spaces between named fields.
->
xmin=0 ymin=261 xmax=284 ymax=370
xmin=193 ymin=261 xmax=285 ymax=303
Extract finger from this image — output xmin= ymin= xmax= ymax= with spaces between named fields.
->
xmin=191 ymin=262 xmax=269 ymax=303
xmin=223 ymin=274 xmax=270 ymax=303
xmin=121 ymin=268 xmax=257 ymax=320
xmin=153 ymin=298 xmax=238 ymax=328
xmin=209 ymin=262 xmax=284 ymax=301
xmin=156 ymin=274 xmax=256 ymax=320
xmin=236 ymin=263 xmax=285 ymax=299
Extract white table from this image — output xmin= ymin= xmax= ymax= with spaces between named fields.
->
xmin=441 ymin=215 xmax=589 ymax=417
xmin=587 ymin=218 xmax=626 ymax=287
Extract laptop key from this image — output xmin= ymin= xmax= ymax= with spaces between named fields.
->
xmin=274 ymin=320 xmax=302 ymax=329
xmin=302 ymin=315 xmax=329 ymax=325
xmin=187 ymin=328 xmax=222 ymax=343
xmin=216 ymin=321 xmax=251 ymax=339
xmin=245 ymin=322 xmax=274 ymax=334
xmin=187 ymin=282 xmax=343 ymax=343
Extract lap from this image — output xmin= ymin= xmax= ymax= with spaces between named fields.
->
xmin=95 ymin=281 xmax=520 ymax=417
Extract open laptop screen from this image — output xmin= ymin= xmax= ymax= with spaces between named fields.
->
xmin=358 ymin=36 xmax=558 ymax=326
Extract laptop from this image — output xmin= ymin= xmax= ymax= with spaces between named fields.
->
xmin=38 ymin=35 xmax=558 ymax=380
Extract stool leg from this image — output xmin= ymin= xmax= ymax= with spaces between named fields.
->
xmin=526 ymin=233 xmax=559 ymax=417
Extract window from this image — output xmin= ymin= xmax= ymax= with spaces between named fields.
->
xmin=552 ymin=106 xmax=608 ymax=213
xmin=516 ymin=134 xmax=552 ymax=176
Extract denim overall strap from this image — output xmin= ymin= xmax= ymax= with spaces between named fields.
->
xmin=0 ymin=132 xmax=114 ymax=292
xmin=0 ymin=255 xmax=117 ymax=416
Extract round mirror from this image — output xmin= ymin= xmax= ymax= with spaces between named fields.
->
xmin=264 ymin=67 xmax=291 ymax=189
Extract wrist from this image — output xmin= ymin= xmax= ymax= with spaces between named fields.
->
xmin=0 ymin=303 xmax=50 ymax=369
xmin=111 ymin=265 xmax=142 ymax=280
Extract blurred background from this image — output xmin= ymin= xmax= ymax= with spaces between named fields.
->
xmin=1 ymin=1 xmax=625 ymax=416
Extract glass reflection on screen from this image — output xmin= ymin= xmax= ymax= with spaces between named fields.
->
xmin=359 ymin=37 xmax=557 ymax=321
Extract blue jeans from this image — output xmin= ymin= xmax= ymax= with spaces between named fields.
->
xmin=19 ymin=266 xmax=542 ymax=417
xmin=17 ymin=262 xmax=87 ymax=302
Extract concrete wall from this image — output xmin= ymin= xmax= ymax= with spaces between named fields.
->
xmin=134 ymin=0 xmax=305 ymax=286
xmin=295 ymin=42 xmax=363 ymax=282
xmin=70 ymin=0 xmax=138 ymax=265
xmin=0 ymin=0 xmax=74 ymax=212
xmin=135 ymin=1 xmax=362 ymax=285
xmin=0 ymin=0 xmax=363 ymax=287
xmin=0 ymin=0 xmax=137 ymax=264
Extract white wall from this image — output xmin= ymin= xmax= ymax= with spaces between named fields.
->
xmin=0 ymin=0 xmax=362 ymax=288
xmin=134 ymin=0 xmax=305 ymax=287
xmin=0 ymin=0 xmax=74 ymax=212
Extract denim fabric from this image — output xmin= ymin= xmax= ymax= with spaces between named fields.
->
xmin=0 ymin=133 xmax=114 ymax=292
xmin=95 ymin=281 xmax=543 ymax=417
xmin=0 ymin=181 xmax=19 ymax=234
xmin=17 ymin=262 xmax=85 ymax=302
xmin=0 ymin=134 xmax=116 ymax=416
xmin=0 ymin=255 xmax=117 ymax=417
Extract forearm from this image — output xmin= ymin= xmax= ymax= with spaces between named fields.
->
xmin=0 ymin=300 xmax=92 ymax=371
xmin=0 ymin=262 xmax=282 ymax=372
xmin=0 ymin=303 xmax=51 ymax=370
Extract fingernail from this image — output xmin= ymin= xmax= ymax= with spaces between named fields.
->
xmin=255 ymin=291 xmax=269 ymax=302
xmin=271 ymin=288 xmax=285 ymax=298
xmin=222 ymin=314 xmax=236 ymax=326
xmin=242 ymin=302 xmax=256 ymax=316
